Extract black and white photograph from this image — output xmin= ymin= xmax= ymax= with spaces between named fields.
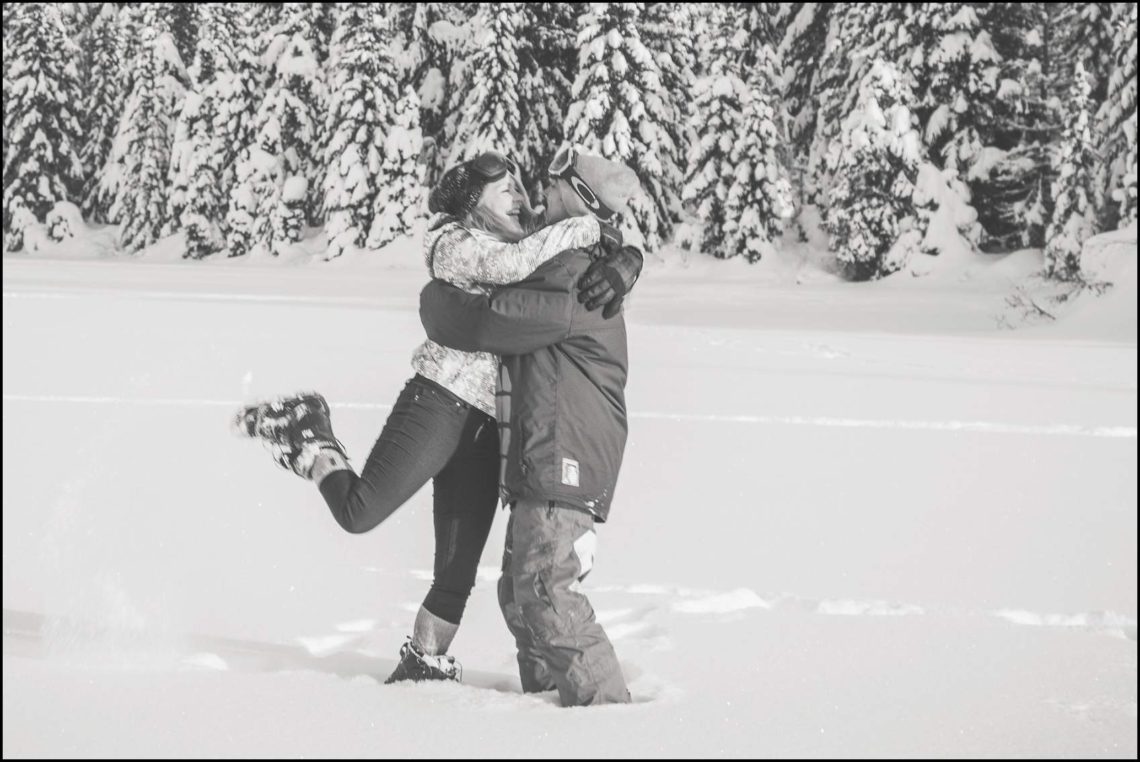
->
xmin=2 ymin=2 xmax=1136 ymax=757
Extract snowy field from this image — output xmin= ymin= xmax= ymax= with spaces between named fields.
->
xmin=3 ymin=238 xmax=1136 ymax=758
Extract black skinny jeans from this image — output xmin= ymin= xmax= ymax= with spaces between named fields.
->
xmin=318 ymin=374 xmax=499 ymax=624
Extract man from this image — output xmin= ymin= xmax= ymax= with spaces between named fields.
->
xmin=418 ymin=146 xmax=642 ymax=706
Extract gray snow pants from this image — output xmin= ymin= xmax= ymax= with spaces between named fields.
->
xmin=497 ymin=498 xmax=631 ymax=707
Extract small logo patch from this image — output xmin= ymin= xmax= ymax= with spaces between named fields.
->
xmin=561 ymin=458 xmax=580 ymax=487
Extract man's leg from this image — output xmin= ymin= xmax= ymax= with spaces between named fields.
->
xmin=507 ymin=499 xmax=630 ymax=707
xmin=498 ymin=509 xmax=556 ymax=693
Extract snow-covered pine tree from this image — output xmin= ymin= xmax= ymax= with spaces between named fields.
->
xmin=79 ymin=4 xmax=124 ymax=223
xmin=186 ymin=4 xmax=242 ymax=132
xmin=779 ymin=2 xmax=834 ymax=168
xmin=451 ymin=3 xmax=523 ymax=161
xmin=1097 ymin=3 xmax=1137 ymax=228
xmin=118 ymin=24 xmax=178 ymax=254
xmin=527 ymin=3 xmax=580 ymax=98
xmin=86 ymin=4 xmax=142 ymax=226
xmin=806 ymin=3 xmax=872 ymax=210
xmin=227 ymin=5 xmax=325 ymax=256
xmin=322 ymin=3 xmax=401 ymax=259
xmin=807 ymin=3 xmax=909 ymax=215
xmin=723 ymin=10 xmax=796 ymax=263
xmin=173 ymin=86 xmax=214 ymax=256
xmin=565 ymin=2 xmax=678 ymax=251
xmin=688 ymin=3 xmax=716 ymax=80
xmin=163 ymin=1 xmax=198 ymax=75
xmin=2 ymin=3 xmax=11 ymax=170
xmin=58 ymin=3 xmax=98 ymax=42
xmin=745 ymin=3 xmax=783 ymax=52
xmin=391 ymin=3 xmax=426 ymax=91
xmin=158 ymin=12 xmax=195 ymax=237
xmin=230 ymin=4 xmax=281 ymax=117
xmin=393 ymin=4 xmax=435 ymax=187
xmin=102 ymin=4 xmax=187 ymax=230
xmin=1044 ymin=61 xmax=1100 ymax=280
xmin=3 ymin=3 xmax=85 ymax=252
xmin=439 ymin=5 xmax=492 ymax=170
xmin=248 ymin=3 xmax=283 ymax=43
xmin=198 ymin=6 xmax=264 ymax=258
xmin=176 ymin=4 xmax=247 ymax=259
xmin=517 ymin=3 xmax=579 ymax=184
xmin=901 ymin=3 xmax=997 ymax=249
xmin=976 ymin=2 xmax=1059 ymax=250
xmin=59 ymin=3 xmax=100 ymax=101
xmin=225 ymin=151 xmax=275 ymax=258
xmin=825 ymin=59 xmax=927 ymax=280
xmin=59 ymin=2 xmax=101 ymax=86
xmin=1056 ymin=3 xmax=1116 ymax=107
xmin=766 ymin=2 xmax=796 ymax=54
xmin=682 ymin=4 xmax=747 ymax=257
xmin=302 ymin=2 xmax=339 ymax=224
xmin=184 ymin=3 xmax=241 ymax=92
xmin=368 ymin=85 xmax=425 ymax=250
xmin=399 ymin=3 xmax=470 ymax=189
xmin=308 ymin=2 xmax=338 ymax=65
xmin=641 ymin=1 xmax=697 ymax=210
xmin=232 ymin=7 xmax=324 ymax=255
xmin=165 ymin=4 xmax=205 ymax=241
xmin=117 ymin=3 xmax=145 ymax=95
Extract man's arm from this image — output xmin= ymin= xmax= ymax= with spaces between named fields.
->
xmin=420 ymin=260 xmax=582 ymax=355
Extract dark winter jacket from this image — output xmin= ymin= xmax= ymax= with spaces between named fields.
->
xmin=419 ymin=248 xmax=628 ymax=521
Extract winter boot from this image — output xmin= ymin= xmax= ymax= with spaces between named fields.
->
xmin=234 ymin=392 xmax=325 ymax=445
xmin=384 ymin=638 xmax=462 ymax=684
xmin=234 ymin=392 xmax=349 ymax=480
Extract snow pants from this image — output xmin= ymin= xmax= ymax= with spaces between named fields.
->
xmin=497 ymin=498 xmax=631 ymax=707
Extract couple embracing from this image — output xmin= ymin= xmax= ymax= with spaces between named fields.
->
xmin=237 ymin=143 xmax=644 ymax=707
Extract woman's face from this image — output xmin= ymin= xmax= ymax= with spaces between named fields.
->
xmin=474 ymin=174 xmax=527 ymax=241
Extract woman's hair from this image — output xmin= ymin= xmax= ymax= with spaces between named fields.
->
xmin=465 ymin=205 xmax=519 ymax=242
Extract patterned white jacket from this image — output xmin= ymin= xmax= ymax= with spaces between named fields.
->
xmin=411 ymin=213 xmax=602 ymax=416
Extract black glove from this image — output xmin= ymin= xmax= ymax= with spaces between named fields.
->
xmin=577 ymin=244 xmax=644 ymax=318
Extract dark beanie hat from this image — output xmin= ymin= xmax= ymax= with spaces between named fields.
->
xmin=429 ymin=152 xmax=520 ymax=218
xmin=428 ymin=163 xmax=490 ymax=218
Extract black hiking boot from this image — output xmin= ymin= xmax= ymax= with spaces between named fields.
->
xmin=234 ymin=392 xmax=348 ymax=480
xmin=384 ymin=638 xmax=462 ymax=684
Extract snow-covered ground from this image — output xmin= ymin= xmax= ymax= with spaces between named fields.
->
xmin=3 ymin=234 xmax=1136 ymax=757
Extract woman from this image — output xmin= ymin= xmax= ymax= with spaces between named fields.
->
xmin=236 ymin=150 xmax=640 ymax=684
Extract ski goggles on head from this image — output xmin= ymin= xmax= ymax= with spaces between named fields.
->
xmin=430 ymin=153 xmax=523 ymax=218
xmin=469 ymin=151 xmax=520 ymax=182
xmin=547 ymin=143 xmax=617 ymax=221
